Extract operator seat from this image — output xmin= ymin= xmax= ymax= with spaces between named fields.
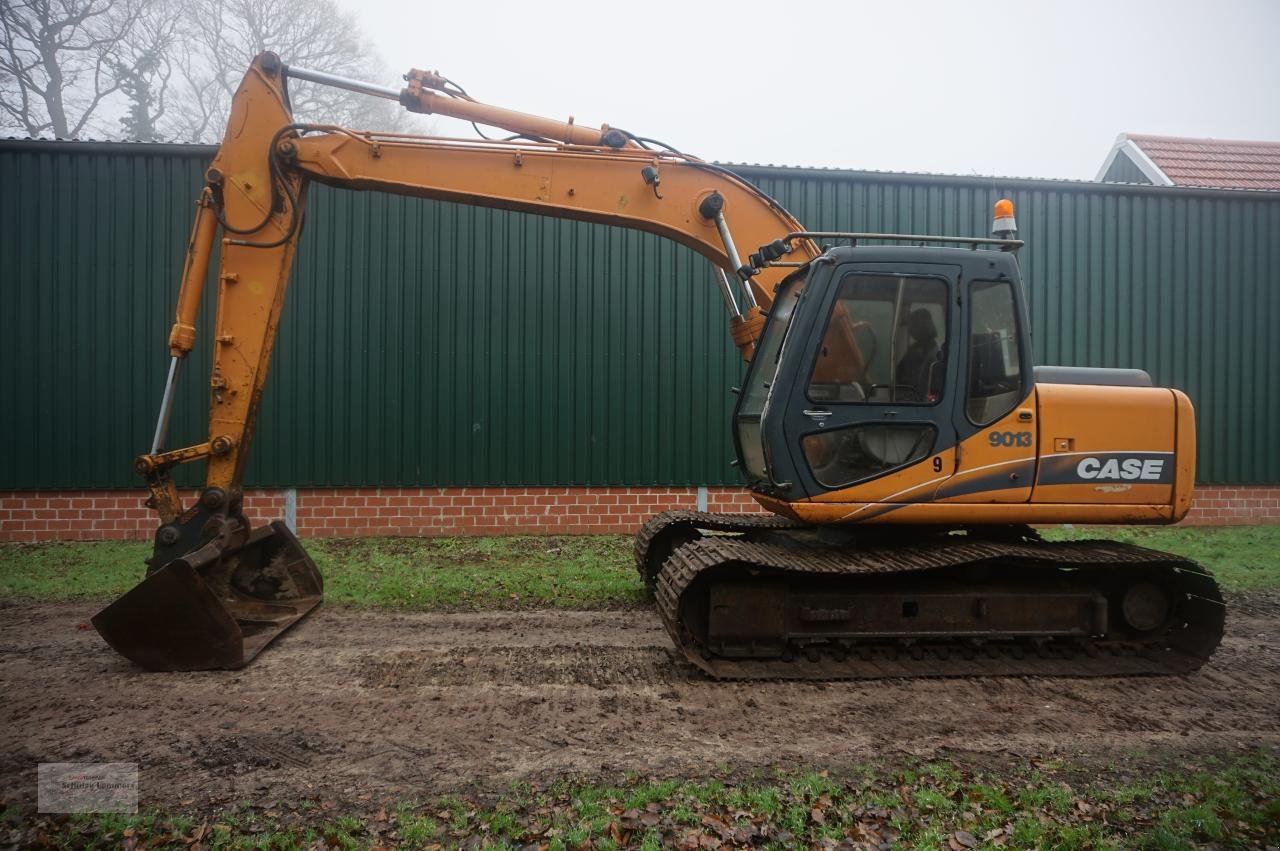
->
xmin=896 ymin=308 xmax=941 ymax=402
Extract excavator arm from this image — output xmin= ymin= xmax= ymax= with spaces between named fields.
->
xmin=94 ymin=52 xmax=818 ymax=670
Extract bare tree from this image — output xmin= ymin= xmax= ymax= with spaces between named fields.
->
xmin=163 ymin=0 xmax=410 ymax=142
xmin=112 ymin=0 xmax=180 ymax=139
xmin=0 ymin=0 xmax=173 ymax=137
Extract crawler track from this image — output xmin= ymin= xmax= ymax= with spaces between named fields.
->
xmin=633 ymin=510 xmax=804 ymax=587
xmin=636 ymin=512 xmax=1225 ymax=679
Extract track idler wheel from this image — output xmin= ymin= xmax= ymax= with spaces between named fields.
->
xmin=1120 ymin=581 xmax=1171 ymax=633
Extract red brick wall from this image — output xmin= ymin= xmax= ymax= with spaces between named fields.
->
xmin=0 ymin=486 xmax=1275 ymax=543
xmin=0 ymin=487 xmax=768 ymax=543
xmin=1180 ymin=486 xmax=1280 ymax=526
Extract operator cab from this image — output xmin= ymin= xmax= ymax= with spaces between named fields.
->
xmin=733 ymin=233 xmax=1031 ymax=504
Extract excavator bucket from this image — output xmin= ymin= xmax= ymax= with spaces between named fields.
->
xmin=92 ymin=521 xmax=322 ymax=671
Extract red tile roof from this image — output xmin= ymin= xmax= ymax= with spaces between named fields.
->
xmin=1127 ymin=134 xmax=1280 ymax=190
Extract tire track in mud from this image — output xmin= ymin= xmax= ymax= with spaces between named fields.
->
xmin=356 ymin=645 xmax=685 ymax=689
xmin=0 ymin=596 xmax=1276 ymax=807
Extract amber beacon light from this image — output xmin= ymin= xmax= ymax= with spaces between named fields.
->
xmin=992 ymin=198 xmax=1017 ymax=238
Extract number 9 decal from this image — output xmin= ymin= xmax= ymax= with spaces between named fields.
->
xmin=932 ymin=456 xmax=943 ymax=472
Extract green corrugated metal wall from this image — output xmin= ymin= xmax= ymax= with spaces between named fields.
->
xmin=2 ymin=141 xmax=1277 ymax=488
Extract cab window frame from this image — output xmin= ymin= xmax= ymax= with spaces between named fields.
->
xmin=804 ymin=271 xmax=951 ymax=408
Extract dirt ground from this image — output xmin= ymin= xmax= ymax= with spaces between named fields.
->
xmin=2 ymin=593 xmax=1277 ymax=811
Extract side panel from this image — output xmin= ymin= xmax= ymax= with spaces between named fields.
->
xmin=754 ymin=493 xmax=1175 ymax=525
xmin=1031 ymin=384 xmax=1177 ymax=505
xmin=933 ymin=395 xmax=1038 ymax=503
xmin=1172 ymin=389 xmax=1197 ymax=521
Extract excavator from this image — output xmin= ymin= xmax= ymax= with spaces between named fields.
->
xmin=92 ymin=53 xmax=1224 ymax=677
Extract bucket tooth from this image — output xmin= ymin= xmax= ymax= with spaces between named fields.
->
xmin=92 ymin=521 xmax=322 ymax=671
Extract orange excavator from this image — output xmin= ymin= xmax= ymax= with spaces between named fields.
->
xmin=93 ymin=54 xmax=1223 ymax=677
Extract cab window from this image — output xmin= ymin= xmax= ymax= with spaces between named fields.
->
xmin=808 ymin=274 xmax=948 ymax=405
xmin=966 ymin=280 xmax=1024 ymax=424
xmin=737 ymin=273 xmax=806 ymax=482
xmin=802 ymin=423 xmax=937 ymax=488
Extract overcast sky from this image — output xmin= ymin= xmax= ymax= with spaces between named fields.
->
xmin=337 ymin=0 xmax=1280 ymax=181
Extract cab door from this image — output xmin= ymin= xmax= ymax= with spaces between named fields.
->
xmin=780 ymin=263 xmax=961 ymax=503
xmin=935 ymin=275 xmax=1037 ymax=503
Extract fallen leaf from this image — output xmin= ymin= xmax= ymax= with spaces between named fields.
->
xmin=953 ymin=829 xmax=978 ymax=848
xmin=810 ymin=808 xmax=825 ymax=824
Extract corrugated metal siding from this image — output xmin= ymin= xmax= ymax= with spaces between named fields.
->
xmin=1 ymin=143 xmax=1277 ymax=488
xmin=1 ymin=147 xmax=216 ymax=490
xmin=0 ymin=143 xmax=744 ymax=489
xmin=269 ymin=191 xmax=739 ymax=487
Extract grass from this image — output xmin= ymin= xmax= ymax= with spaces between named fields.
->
xmin=1 ymin=524 xmax=1277 ymax=608
xmin=0 ymin=534 xmax=642 ymax=610
xmin=0 ymin=539 xmax=153 ymax=601
xmin=7 ymin=522 xmax=1280 ymax=606
xmin=9 ymin=750 xmax=1278 ymax=849
xmin=310 ymin=535 xmax=642 ymax=609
